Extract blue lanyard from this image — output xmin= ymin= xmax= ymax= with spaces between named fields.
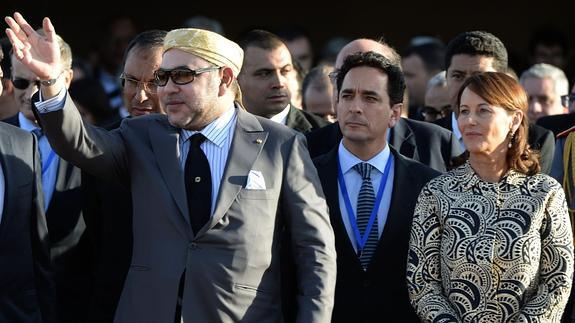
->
xmin=337 ymin=156 xmax=393 ymax=253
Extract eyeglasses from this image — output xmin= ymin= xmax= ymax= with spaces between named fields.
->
xmin=120 ymin=74 xmax=158 ymax=94
xmin=12 ymin=77 xmax=41 ymax=90
xmin=154 ymin=66 xmax=221 ymax=87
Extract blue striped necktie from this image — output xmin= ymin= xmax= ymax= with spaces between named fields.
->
xmin=353 ymin=162 xmax=378 ymax=270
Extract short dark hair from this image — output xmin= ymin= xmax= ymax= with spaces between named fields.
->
xmin=445 ymin=31 xmax=508 ymax=72
xmin=121 ymin=29 xmax=167 ymax=70
xmin=337 ymin=51 xmax=405 ymax=105
xmin=403 ymin=41 xmax=445 ymax=72
xmin=237 ymin=29 xmax=285 ymax=51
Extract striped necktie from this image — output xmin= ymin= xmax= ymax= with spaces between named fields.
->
xmin=353 ymin=162 xmax=378 ymax=270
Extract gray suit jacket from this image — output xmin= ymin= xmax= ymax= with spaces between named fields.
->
xmin=36 ymin=94 xmax=336 ymax=323
xmin=0 ymin=123 xmax=56 ymax=323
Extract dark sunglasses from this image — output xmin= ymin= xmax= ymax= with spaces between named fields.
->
xmin=154 ymin=66 xmax=221 ymax=87
xmin=12 ymin=77 xmax=41 ymax=90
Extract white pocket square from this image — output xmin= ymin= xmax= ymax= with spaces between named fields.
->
xmin=245 ymin=170 xmax=266 ymax=190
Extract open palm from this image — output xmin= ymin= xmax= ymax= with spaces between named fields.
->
xmin=5 ymin=12 xmax=62 ymax=80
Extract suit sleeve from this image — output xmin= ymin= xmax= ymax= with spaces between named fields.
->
xmin=282 ymin=134 xmax=337 ymax=323
xmin=538 ymin=128 xmax=556 ymax=175
xmin=517 ymin=183 xmax=574 ymax=322
xmin=29 ymin=133 xmax=58 ymax=323
xmin=34 ymin=91 xmax=128 ymax=184
xmin=407 ymin=182 xmax=460 ymax=322
xmin=550 ymin=137 xmax=565 ymax=183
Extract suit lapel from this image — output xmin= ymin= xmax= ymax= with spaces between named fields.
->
xmin=200 ymin=109 xmax=267 ymax=236
xmin=149 ymin=119 xmax=190 ymax=230
xmin=390 ymin=118 xmax=416 ymax=160
xmin=316 ymin=147 xmax=363 ymax=268
xmin=285 ymin=106 xmax=312 ymax=133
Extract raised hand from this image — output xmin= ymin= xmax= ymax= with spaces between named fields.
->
xmin=5 ymin=12 xmax=62 ymax=80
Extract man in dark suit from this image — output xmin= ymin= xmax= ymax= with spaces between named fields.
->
xmin=307 ymin=38 xmax=461 ymax=172
xmin=0 ymin=51 xmax=56 ymax=322
xmin=238 ymin=29 xmax=327 ymax=133
xmin=3 ymin=30 xmax=86 ymax=323
xmin=81 ymin=29 xmax=167 ymax=323
xmin=0 ymin=123 xmax=57 ymax=323
xmin=433 ymin=31 xmax=555 ymax=174
xmin=315 ymin=51 xmax=439 ymax=322
xmin=7 ymin=14 xmax=336 ymax=322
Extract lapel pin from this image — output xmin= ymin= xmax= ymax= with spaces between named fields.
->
xmin=255 ymin=138 xmax=263 ymax=144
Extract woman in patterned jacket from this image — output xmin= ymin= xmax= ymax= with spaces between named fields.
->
xmin=407 ymin=72 xmax=574 ymax=322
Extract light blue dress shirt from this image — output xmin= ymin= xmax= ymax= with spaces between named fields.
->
xmin=18 ymin=113 xmax=58 ymax=211
xmin=337 ymin=141 xmax=395 ymax=252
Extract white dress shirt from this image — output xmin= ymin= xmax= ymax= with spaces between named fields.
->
xmin=337 ymin=141 xmax=395 ymax=252
xmin=269 ymin=104 xmax=290 ymax=125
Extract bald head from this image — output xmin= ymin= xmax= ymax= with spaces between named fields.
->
xmin=335 ymin=38 xmax=401 ymax=69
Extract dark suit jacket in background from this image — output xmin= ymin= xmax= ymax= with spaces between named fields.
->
xmin=286 ymin=105 xmax=328 ymax=133
xmin=314 ymin=146 xmax=440 ymax=322
xmin=306 ymin=118 xmax=461 ymax=172
xmin=434 ymin=112 xmax=555 ymax=174
xmin=81 ymin=117 xmax=132 ymax=323
xmin=3 ymin=112 xmax=88 ymax=323
xmin=536 ymin=113 xmax=575 ymax=137
xmin=0 ymin=122 xmax=56 ymax=323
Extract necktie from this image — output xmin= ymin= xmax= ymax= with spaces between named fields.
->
xmin=353 ymin=162 xmax=378 ymax=270
xmin=31 ymin=128 xmax=52 ymax=211
xmin=184 ymin=133 xmax=212 ymax=234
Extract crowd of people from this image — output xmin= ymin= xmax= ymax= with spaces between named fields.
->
xmin=1 ymin=11 xmax=575 ymax=323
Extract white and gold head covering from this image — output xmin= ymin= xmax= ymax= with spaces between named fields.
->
xmin=163 ymin=28 xmax=244 ymax=76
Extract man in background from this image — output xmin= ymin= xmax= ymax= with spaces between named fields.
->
xmin=238 ymin=29 xmax=327 ymax=133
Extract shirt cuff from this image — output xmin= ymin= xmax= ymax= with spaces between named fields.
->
xmin=36 ymin=88 xmax=67 ymax=113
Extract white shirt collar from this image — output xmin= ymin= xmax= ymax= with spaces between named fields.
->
xmin=338 ymin=140 xmax=391 ymax=175
xmin=181 ymin=104 xmax=236 ymax=148
xmin=269 ymin=104 xmax=291 ymax=125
